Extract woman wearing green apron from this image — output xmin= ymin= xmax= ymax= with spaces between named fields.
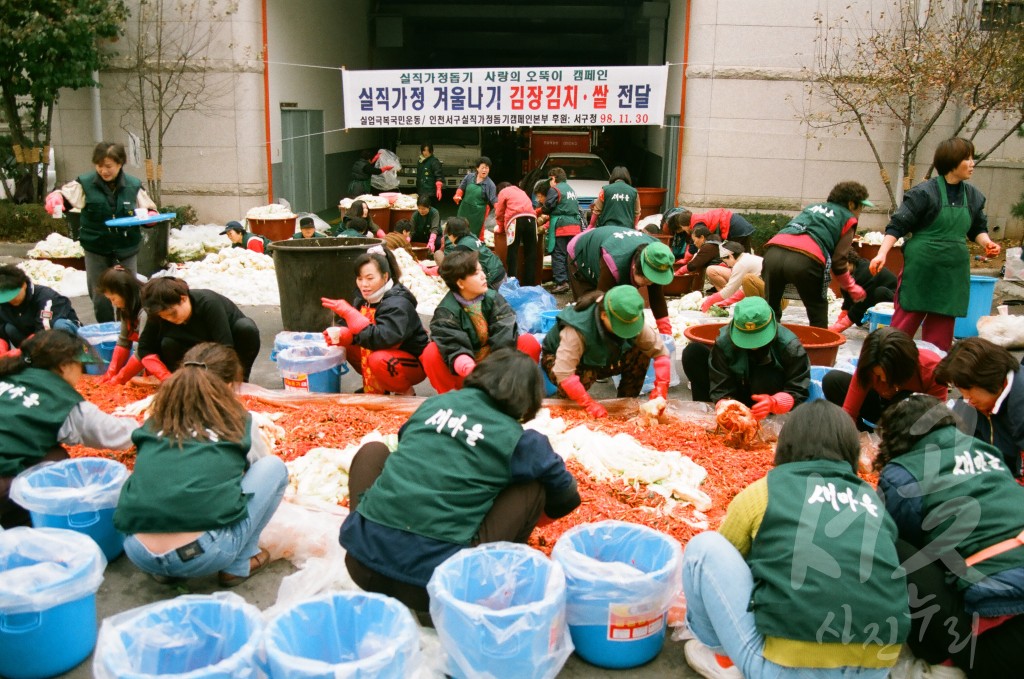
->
xmin=870 ymin=138 xmax=1000 ymax=350
xmin=453 ymin=157 xmax=496 ymax=240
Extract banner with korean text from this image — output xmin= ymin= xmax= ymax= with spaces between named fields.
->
xmin=342 ymin=65 xmax=669 ymax=128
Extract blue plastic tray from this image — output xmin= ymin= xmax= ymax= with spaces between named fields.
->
xmin=104 ymin=213 xmax=176 ymax=228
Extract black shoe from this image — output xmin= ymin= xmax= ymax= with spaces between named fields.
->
xmin=550 ymin=283 xmax=570 ymax=294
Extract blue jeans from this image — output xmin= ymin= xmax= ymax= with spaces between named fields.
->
xmin=124 ymin=456 xmax=288 ymax=579
xmin=683 ymin=532 xmax=891 ymax=679
xmin=551 ymin=235 xmax=572 ymax=284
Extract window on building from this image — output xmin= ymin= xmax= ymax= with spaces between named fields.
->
xmin=981 ymin=0 xmax=1024 ymax=30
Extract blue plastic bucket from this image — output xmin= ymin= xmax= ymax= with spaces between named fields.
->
xmin=93 ymin=593 xmax=262 ymax=679
xmin=808 ymin=365 xmax=831 ymax=402
xmin=954 ymin=275 xmax=997 ymax=338
xmin=866 ymin=306 xmax=894 ymax=332
xmin=11 ymin=458 xmax=129 ymax=561
xmin=78 ymin=322 xmax=121 ymax=375
xmin=0 ymin=527 xmax=106 ymax=679
xmin=270 ymin=331 xmax=327 ymax=362
xmin=264 ymin=592 xmax=419 ymax=678
xmin=428 ymin=542 xmax=573 ymax=679
xmin=277 ymin=345 xmax=347 ymax=393
xmin=539 ymin=309 xmax=561 ymax=334
xmin=551 ymin=520 xmax=683 ymax=669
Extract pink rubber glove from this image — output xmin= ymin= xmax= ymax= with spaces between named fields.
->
xmin=435 ymin=182 xmax=442 ymax=201
xmin=375 ymin=229 xmax=387 ymax=239
xmin=112 ymin=355 xmax=144 ymax=385
xmin=371 ymin=152 xmax=381 ymax=163
xmin=453 ymin=354 xmax=476 ymax=377
xmin=750 ymin=392 xmax=795 ymax=420
xmin=656 ymin=317 xmax=672 ymax=335
xmin=674 ymin=265 xmax=688 ymax=276
xmin=560 ymin=375 xmax=607 ymax=419
xmin=834 ymin=271 xmax=866 ymax=302
xmin=419 ymin=260 xmax=439 ymax=276
xmin=44 ymin=191 xmax=65 ymax=215
xmin=650 ymin=355 xmax=671 ymax=400
xmin=148 ymin=209 xmax=159 ymax=216
xmin=141 ymin=355 xmax=172 ymax=381
xmin=453 ymin=188 xmax=464 ymax=205
xmin=321 ymin=298 xmax=371 ymax=333
xmin=722 ymin=289 xmax=745 ymax=306
xmin=380 ymin=165 xmax=394 ymax=172
xmin=427 ymin=233 xmax=437 ymax=251
xmin=701 ymin=293 xmax=724 ymax=313
xmin=323 ymin=327 xmax=354 ymax=347
xmin=100 ymin=345 xmax=132 ymax=383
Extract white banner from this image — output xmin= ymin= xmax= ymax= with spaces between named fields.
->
xmin=342 ymin=65 xmax=669 ymax=128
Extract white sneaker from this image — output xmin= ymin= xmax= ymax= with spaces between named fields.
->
xmin=684 ymin=640 xmax=743 ymax=679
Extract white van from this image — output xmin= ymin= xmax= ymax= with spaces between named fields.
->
xmin=395 ymin=127 xmax=482 ymax=191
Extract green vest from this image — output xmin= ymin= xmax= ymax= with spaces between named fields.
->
xmin=337 ymin=228 xmax=366 ymax=238
xmin=549 ymin=180 xmax=581 ymax=229
xmin=238 ymin=232 xmax=271 ymax=249
xmin=113 ymin=416 xmax=253 ymax=533
xmin=290 ymin=231 xmax=325 ymax=239
xmin=0 ymin=368 xmax=83 ymax=477
xmin=448 ymin=236 xmax=505 ymax=288
xmin=355 ymin=388 xmax=524 ymax=544
xmin=417 ymin=155 xmax=444 ymax=195
xmin=596 ymin=181 xmax=638 ymax=227
xmin=411 ymin=207 xmax=439 ymax=242
xmin=572 ymin=226 xmax=652 ymax=287
xmin=890 ymin=427 xmax=1024 ymax=586
xmin=436 ymin=290 xmax=499 ymax=354
xmin=748 ymin=460 xmax=909 ymax=645
xmin=542 ymin=301 xmax=631 ymax=368
xmin=714 ymin=323 xmax=801 ymax=382
xmin=77 ymin=171 xmax=143 ymax=258
xmin=777 ymin=202 xmax=853 ymax=263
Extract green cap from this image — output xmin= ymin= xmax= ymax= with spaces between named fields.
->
xmin=639 ymin=242 xmax=675 ymax=286
xmin=0 ymin=286 xmax=21 ymax=304
xmin=861 ymin=198 xmax=874 ymax=207
xmin=730 ymin=297 xmax=777 ymax=350
xmin=603 ymin=285 xmax=646 ymax=339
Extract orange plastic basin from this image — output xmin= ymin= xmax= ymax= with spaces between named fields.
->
xmin=683 ymin=322 xmax=846 ymax=366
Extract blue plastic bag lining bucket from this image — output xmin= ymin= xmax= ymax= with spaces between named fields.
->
xmin=500 ymin=278 xmax=558 ymax=334
xmin=610 ymin=334 xmax=680 ymax=395
xmin=0 ymin=527 xmax=106 ymax=679
xmin=277 ymin=345 xmax=347 ymax=393
xmin=78 ymin=322 xmax=120 ymax=375
xmin=264 ymin=592 xmax=420 ymax=678
xmin=10 ymin=458 xmax=129 ymax=561
xmin=428 ymin=542 xmax=573 ymax=679
xmin=551 ymin=520 xmax=683 ymax=669
xmin=807 ymin=365 xmax=832 ymax=402
xmin=538 ymin=309 xmax=561 ymax=334
xmin=93 ymin=592 xmax=263 ymax=679
xmin=270 ymin=331 xmax=327 ymax=362
xmin=954 ymin=275 xmax=998 ymax=338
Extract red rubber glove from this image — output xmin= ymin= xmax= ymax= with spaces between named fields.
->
xmin=44 ymin=191 xmax=66 ymax=215
xmin=560 ymin=375 xmax=607 ymax=419
xmin=371 ymin=152 xmax=381 ymax=163
xmin=677 ymin=249 xmax=694 ymax=266
xmin=380 ymin=165 xmax=394 ymax=172
xmin=650 ymin=355 xmax=671 ymax=400
xmin=100 ymin=345 xmax=132 ymax=383
xmin=112 ymin=355 xmax=144 ymax=385
xmin=147 ymin=209 xmax=159 ymax=216
xmin=536 ymin=512 xmax=556 ymax=527
xmin=0 ymin=339 xmax=8 ymax=354
xmin=750 ymin=392 xmax=795 ymax=420
xmin=701 ymin=293 xmax=724 ymax=313
xmin=323 ymin=326 xmax=354 ymax=347
xmin=453 ymin=354 xmax=476 ymax=377
xmin=435 ymin=182 xmax=442 ymax=201
xmin=834 ymin=271 xmax=866 ymax=302
xmin=140 ymin=355 xmax=172 ymax=381
xmin=321 ymin=298 xmax=371 ymax=333
xmin=656 ymin=317 xmax=672 ymax=335
xmin=453 ymin=188 xmax=464 ymax=205
xmin=722 ymin=289 xmax=745 ymax=307
xmin=674 ymin=265 xmax=688 ymax=276
xmin=984 ymin=241 xmax=1001 ymax=257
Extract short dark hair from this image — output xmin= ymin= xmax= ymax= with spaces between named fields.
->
xmin=445 ymin=216 xmax=472 ymax=240
xmin=346 ymin=200 xmax=368 ymax=221
xmin=181 ymin=342 xmax=243 ymax=385
xmin=0 ymin=264 xmax=30 ymax=293
xmin=392 ymin=219 xmax=413 ymax=234
xmin=665 ymin=210 xmax=692 ymax=233
xmin=548 ymin=167 xmax=567 ymax=183
xmin=495 ymin=181 xmax=512 ymax=193
xmin=91 ymin=141 xmax=127 ymax=166
xmin=775 ymin=400 xmax=861 ymax=472
xmin=875 ymin=394 xmax=961 ymax=471
xmin=439 ymin=249 xmax=481 ymax=291
xmin=96 ymin=267 xmax=143 ymax=322
xmin=475 ymin=156 xmax=492 ymax=168
xmin=416 ymin=195 xmax=432 ymax=208
xmin=421 ymin=143 xmax=434 ymax=154
xmin=933 ymin=137 xmax=975 ymax=176
xmin=464 ymin=347 xmax=543 ymax=422
xmin=855 ymin=327 xmax=919 ymax=388
xmin=360 ymin=148 xmax=376 ymax=161
xmin=642 ymin=223 xmax=661 ymax=236
xmin=0 ymin=329 xmax=84 ymax=377
xmin=692 ymin=224 xmax=712 ymax=239
xmin=721 ymin=240 xmax=744 ymax=257
xmin=936 ymin=337 xmax=1018 ymax=393
xmin=353 ymin=249 xmax=401 ymax=282
xmin=533 ymin=179 xmax=550 ymax=196
xmin=826 ymin=181 xmax=869 ymax=208
xmin=141 ymin=277 xmax=190 ymax=315
xmin=609 ymin=166 xmax=632 ymax=185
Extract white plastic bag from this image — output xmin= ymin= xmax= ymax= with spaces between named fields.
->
xmin=370 ymin=149 xmax=401 ymax=191
xmin=1004 ymin=246 xmax=1023 ymax=282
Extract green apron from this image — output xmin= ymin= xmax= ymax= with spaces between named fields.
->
xmin=898 ymin=178 xmax=971 ymax=317
xmin=457 ymin=181 xmax=487 ymax=235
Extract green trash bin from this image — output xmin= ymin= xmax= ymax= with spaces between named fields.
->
xmin=136 ymin=221 xmax=169 ymax=276
xmin=268 ymin=236 xmax=382 ymax=332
